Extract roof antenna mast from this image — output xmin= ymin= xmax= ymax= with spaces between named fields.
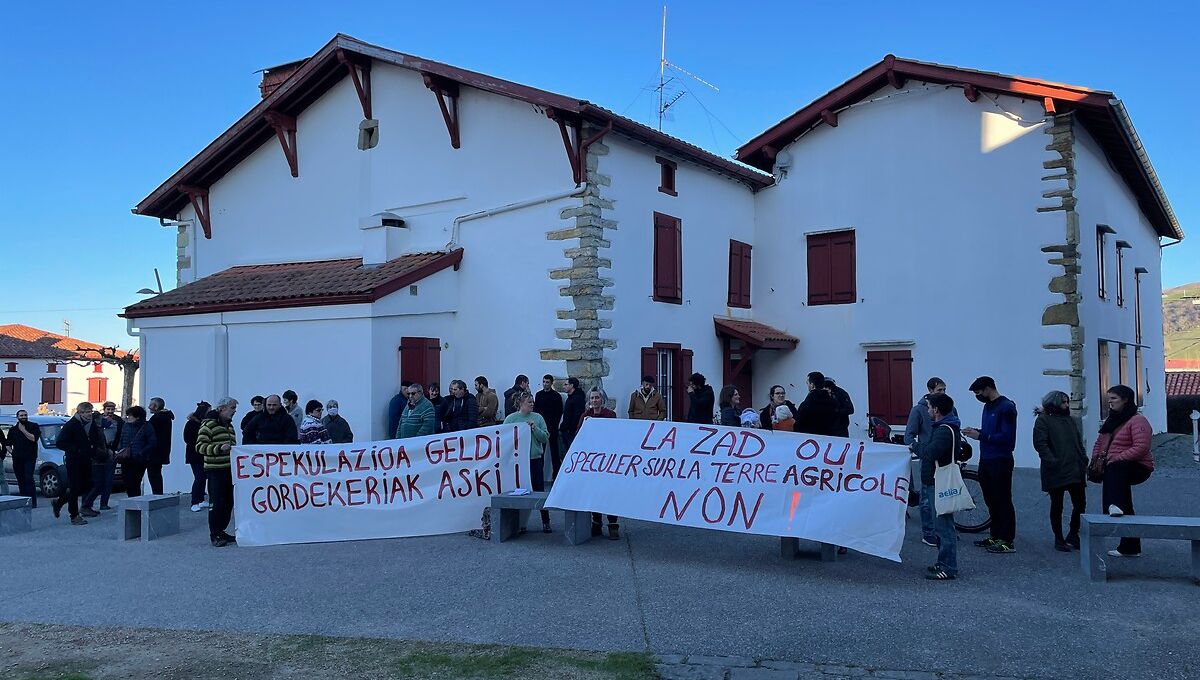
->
xmin=656 ymin=5 xmax=719 ymax=132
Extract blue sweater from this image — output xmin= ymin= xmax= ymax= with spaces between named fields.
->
xmin=978 ymin=396 xmax=1017 ymax=460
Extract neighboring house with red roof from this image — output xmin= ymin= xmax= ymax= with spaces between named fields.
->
xmin=0 ymin=324 xmax=139 ymax=415
xmin=126 ymin=35 xmax=1180 ymax=489
xmin=1166 ymin=371 xmax=1200 ymax=397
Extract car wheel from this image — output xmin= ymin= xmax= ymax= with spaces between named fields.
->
xmin=39 ymin=467 xmax=63 ymax=498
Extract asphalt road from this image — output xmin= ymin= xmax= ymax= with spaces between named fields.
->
xmin=2 ymin=466 xmax=1196 ymax=679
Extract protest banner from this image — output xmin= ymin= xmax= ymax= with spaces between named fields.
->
xmin=231 ymin=424 xmax=530 ymax=547
xmin=545 ymin=419 xmax=911 ymax=561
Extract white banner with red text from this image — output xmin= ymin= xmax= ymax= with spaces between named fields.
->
xmin=546 ymin=419 xmax=911 ymax=561
xmin=231 ymin=424 xmax=531 ymax=547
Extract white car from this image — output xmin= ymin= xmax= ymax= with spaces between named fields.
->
xmin=1 ymin=415 xmax=124 ymax=497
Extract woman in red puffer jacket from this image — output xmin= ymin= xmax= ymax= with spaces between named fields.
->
xmin=1091 ymin=385 xmax=1153 ymax=557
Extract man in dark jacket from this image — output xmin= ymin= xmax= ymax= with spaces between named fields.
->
xmin=917 ymin=392 xmax=960 ymax=581
xmin=245 ymin=394 xmax=299 ymax=445
xmin=963 ymin=376 xmax=1018 ymax=554
xmin=794 ymin=372 xmax=837 ymax=436
xmin=534 ymin=374 xmax=564 ymax=476
xmin=147 ymin=397 xmax=174 ymax=494
xmin=559 ymin=377 xmax=587 ymax=449
xmin=240 ymin=395 xmax=264 ymax=441
xmin=53 ymin=403 xmax=106 ymax=524
xmin=824 ymin=378 xmax=855 ymax=438
xmin=387 ymin=382 xmax=412 ymax=438
xmin=8 ymin=410 xmax=40 ymax=507
xmin=685 ymin=373 xmax=715 ymax=425
xmin=503 ymin=375 xmax=530 ymax=418
xmin=82 ymin=401 xmax=123 ymax=513
xmin=440 ymin=380 xmax=479 ymax=433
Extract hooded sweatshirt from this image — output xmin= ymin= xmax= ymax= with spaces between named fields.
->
xmin=918 ymin=413 xmax=961 ymax=486
xmin=978 ymin=396 xmax=1018 ymax=461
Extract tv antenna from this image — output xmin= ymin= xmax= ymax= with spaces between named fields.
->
xmin=656 ymin=5 xmax=719 ymax=131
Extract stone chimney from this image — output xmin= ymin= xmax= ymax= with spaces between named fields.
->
xmin=259 ymin=59 xmax=307 ymax=99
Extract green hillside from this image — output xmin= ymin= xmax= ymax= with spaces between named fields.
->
xmin=1164 ymin=283 xmax=1200 ymax=362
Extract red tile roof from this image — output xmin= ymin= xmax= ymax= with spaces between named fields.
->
xmin=735 ymin=55 xmax=1181 ymax=240
xmin=133 ymin=35 xmax=771 ymax=220
xmin=1166 ymin=372 xmax=1200 ymax=397
xmin=0 ymin=324 xmax=130 ymax=360
xmin=122 ymin=249 xmax=464 ymax=319
xmin=713 ymin=317 xmax=799 ymax=350
xmin=1166 ymin=359 xmax=1200 ymax=371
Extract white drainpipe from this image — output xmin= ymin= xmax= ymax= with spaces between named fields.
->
xmin=446 ymin=188 xmax=585 ymax=250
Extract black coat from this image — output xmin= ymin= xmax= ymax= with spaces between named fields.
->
xmin=686 ymin=385 xmax=715 ymax=424
xmin=245 ymin=410 xmax=299 ymax=445
xmin=8 ymin=421 xmax=40 ymax=460
xmin=829 ymin=385 xmax=855 ymax=438
xmin=534 ymin=389 xmax=564 ymax=434
xmin=719 ymin=406 xmax=740 ymax=427
xmin=240 ymin=410 xmax=260 ymax=438
xmin=322 ymin=414 xmax=354 ymax=444
xmin=149 ymin=410 xmax=174 ymax=465
xmin=794 ymin=389 xmax=837 ymax=436
xmin=56 ymin=416 xmax=108 ymax=464
xmin=440 ymin=394 xmax=479 ymax=433
xmin=561 ymin=390 xmax=586 ymax=436
xmin=1032 ymin=412 xmax=1088 ymax=491
xmin=183 ymin=416 xmax=203 ymax=465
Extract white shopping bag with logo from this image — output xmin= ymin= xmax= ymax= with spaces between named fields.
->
xmin=934 ymin=426 xmax=976 ymax=516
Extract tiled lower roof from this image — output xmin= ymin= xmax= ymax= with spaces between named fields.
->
xmin=713 ymin=317 xmax=799 ymax=349
xmin=122 ymin=249 xmax=463 ymax=319
xmin=1166 ymin=371 xmax=1200 ymax=397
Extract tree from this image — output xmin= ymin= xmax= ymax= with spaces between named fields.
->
xmin=65 ymin=345 xmax=139 ymax=412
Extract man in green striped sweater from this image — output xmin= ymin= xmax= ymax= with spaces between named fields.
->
xmin=197 ymin=397 xmax=239 ymax=547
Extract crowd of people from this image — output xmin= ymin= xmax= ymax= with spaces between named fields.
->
xmin=0 ymin=369 xmax=1156 ymax=565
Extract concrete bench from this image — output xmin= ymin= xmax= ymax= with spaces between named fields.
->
xmin=0 ymin=495 xmax=33 ymax=536
xmin=489 ymin=492 xmax=593 ymax=545
xmin=117 ymin=494 xmax=180 ymax=542
xmin=1080 ymin=514 xmax=1200 ymax=584
xmin=780 ymin=537 xmax=838 ymax=562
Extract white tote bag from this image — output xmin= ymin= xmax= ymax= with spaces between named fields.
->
xmin=934 ymin=425 xmax=976 ymax=516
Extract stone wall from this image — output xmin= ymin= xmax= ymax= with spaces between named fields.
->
xmin=1037 ymin=113 xmax=1086 ymax=420
xmin=540 ymin=127 xmax=617 ymax=395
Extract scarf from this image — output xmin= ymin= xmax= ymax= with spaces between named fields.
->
xmin=1098 ymin=385 xmax=1138 ymax=435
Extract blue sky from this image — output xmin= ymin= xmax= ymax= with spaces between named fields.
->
xmin=1 ymin=1 xmax=1196 ymax=348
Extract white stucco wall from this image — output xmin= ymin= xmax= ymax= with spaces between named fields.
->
xmin=752 ymin=85 xmax=1064 ymax=466
xmin=601 ymin=135 xmax=757 ymax=411
xmin=1072 ymin=123 xmax=1167 ymax=435
xmin=0 ymin=358 xmax=134 ymax=417
xmin=176 ymin=61 xmax=577 ymax=280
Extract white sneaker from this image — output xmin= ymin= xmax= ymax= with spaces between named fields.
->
xmin=191 ymin=504 xmax=202 ymax=512
xmin=1107 ymin=505 xmax=1124 ymax=517
xmin=1107 ymin=549 xmax=1140 ymax=558
xmin=200 ymin=500 xmax=212 ymax=509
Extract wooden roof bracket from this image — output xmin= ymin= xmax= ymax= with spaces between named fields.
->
xmin=886 ymin=68 xmax=906 ymax=90
xmin=178 ymin=185 xmax=211 ymax=239
xmin=336 ymin=49 xmax=373 ymax=120
xmin=820 ymin=109 xmax=838 ymax=128
xmin=1043 ymin=97 xmax=1057 ymax=115
xmin=422 ymin=73 xmax=461 ymax=149
xmin=547 ymin=110 xmax=610 ymax=185
xmin=264 ymin=111 xmax=299 ymax=177
xmin=962 ymin=84 xmax=979 ymax=102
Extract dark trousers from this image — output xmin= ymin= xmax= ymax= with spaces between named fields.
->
xmin=83 ymin=461 xmax=115 ymax=509
xmin=13 ymin=457 xmax=37 ymax=508
xmin=61 ymin=457 xmax=92 ymax=518
xmin=529 ymin=457 xmax=550 ymax=525
xmin=123 ymin=461 xmax=145 ymax=497
xmin=1103 ymin=460 xmax=1152 ymax=554
xmin=146 ymin=463 xmax=164 ymax=495
xmin=207 ymin=467 xmax=234 ymax=539
xmin=1048 ymin=483 xmax=1086 ymax=542
xmin=978 ymin=457 xmax=1016 ymax=543
xmin=547 ymin=428 xmax=562 ymax=478
xmin=189 ymin=462 xmax=208 ymax=505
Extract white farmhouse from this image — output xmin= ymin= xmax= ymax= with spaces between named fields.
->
xmin=125 ymin=35 xmax=1181 ymax=492
xmin=0 ymin=324 xmax=138 ymax=415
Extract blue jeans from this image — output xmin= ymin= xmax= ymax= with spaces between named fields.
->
xmin=934 ymin=511 xmax=958 ymax=576
xmin=190 ymin=462 xmax=208 ymax=506
xmin=83 ymin=461 xmax=116 ymax=509
xmin=919 ymin=484 xmax=936 ymax=543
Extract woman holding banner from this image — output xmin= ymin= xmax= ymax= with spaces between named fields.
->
xmin=504 ymin=392 xmax=551 ymax=533
xmin=578 ymin=389 xmax=620 ymax=540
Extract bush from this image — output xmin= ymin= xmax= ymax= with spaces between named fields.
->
xmin=1166 ymin=395 xmax=1200 ymax=434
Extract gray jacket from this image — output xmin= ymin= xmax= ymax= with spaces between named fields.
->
xmin=904 ymin=395 xmax=958 ymax=448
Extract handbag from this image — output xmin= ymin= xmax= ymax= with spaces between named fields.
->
xmin=1088 ymin=433 xmax=1112 ymax=484
xmin=114 ymin=447 xmax=132 ymax=463
xmin=934 ymin=425 xmax=976 ymax=516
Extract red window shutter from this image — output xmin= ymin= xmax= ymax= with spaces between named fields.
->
xmin=0 ymin=378 xmax=20 ymax=405
xmin=422 ymin=338 xmax=441 ymax=390
xmin=829 ymin=231 xmax=856 ymax=304
xmin=866 ymin=352 xmax=891 ymax=425
xmin=807 ymin=234 xmax=832 ymax=305
xmin=88 ymin=377 xmax=108 ymax=404
xmin=641 ymin=347 xmax=657 ymax=383
xmin=674 ymin=349 xmax=694 ymax=421
xmin=400 ymin=337 xmax=441 ymax=389
xmin=740 ymin=243 xmax=752 ymax=307
xmin=728 ymin=240 xmax=752 ymax=308
xmin=653 ymin=212 xmax=682 ymax=303
xmin=886 ymin=351 xmax=913 ymax=425
xmin=41 ymin=378 xmax=63 ymax=405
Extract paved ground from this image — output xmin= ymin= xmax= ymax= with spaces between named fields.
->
xmin=2 ymin=456 xmax=1197 ymax=680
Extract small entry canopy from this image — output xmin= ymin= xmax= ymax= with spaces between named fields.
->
xmin=713 ymin=317 xmax=798 ymax=350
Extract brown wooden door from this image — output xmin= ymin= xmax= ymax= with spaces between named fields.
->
xmin=865 ymin=350 xmax=912 ymax=425
xmin=399 ymin=337 xmax=441 ymax=389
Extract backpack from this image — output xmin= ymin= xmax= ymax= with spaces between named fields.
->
xmin=867 ymin=416 xmax=892 ymax=443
